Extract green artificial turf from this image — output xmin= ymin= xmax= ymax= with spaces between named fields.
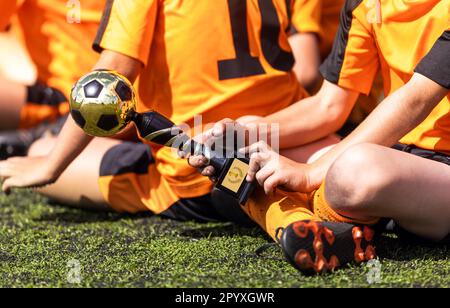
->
xmin=0 ymin=190 xmax=448 ymax=288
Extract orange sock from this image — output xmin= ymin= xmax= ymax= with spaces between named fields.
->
xmin=313 ymin=182 xmax=379 ymax=225
xmin=243 ymin=189 xmax=320 ymax=241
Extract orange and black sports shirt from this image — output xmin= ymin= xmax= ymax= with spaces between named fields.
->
xmin=291 ymin=0 xmax=345 ymax=58
xmin=320 ymin=0 xmax=450 ymax=153
xmin=416 ymin=30 xmax=450 ymax=90
xmin=93 ymin=0 xmax=304 ymax=127
xmin=93 ymin=0 xmax=306 ymax=206
xmin=0 ymin=0 xmax=104 ymax=95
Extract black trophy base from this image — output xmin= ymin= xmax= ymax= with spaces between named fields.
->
xmin=212 ymin=157 xmax=256 ymax=205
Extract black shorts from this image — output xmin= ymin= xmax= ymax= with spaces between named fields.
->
xmin=378 ymin=144 xmax=450 ymax=244
xmin=393 ymin=143 xmax=450 ymax=166
xmin=100 ymin=142 xmax=254 ymax=226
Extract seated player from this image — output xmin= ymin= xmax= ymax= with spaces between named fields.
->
xmin=0 ymin=0 xmax=105 ymax=159
xmin=0 ymin=1 xmax=312 ymax=224
xmin=289 ymin=0 xmax=343 ymax=93
xmin=289 ymin=0 xmax=382 ymax=134
xmin=190 ymin=0 xmax=450 ymax=273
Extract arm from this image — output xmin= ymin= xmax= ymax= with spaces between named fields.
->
xmin=308 ymin=73 xmax=449 ymax=183
xmin=253 ymin=81 xmax=359 ymax=149
xmin=289 ymin=32 xmax=322 ymax=93
xmin=188 ymin=81 xmax=358 ymax=179
xmin=243 ymin=74 xmax=449 ymax=195
xmin=0 ymin=50 xmax=142 ymax=192
xmin=47 ymin=50 xmax=142 ymax=178
xmin=246 ymin=27 xmax=450 ymax=194
xmin=0 ymin=0 xmax=19 ymax=31
xmin=289 ymin=0 xmax=323 ymax=93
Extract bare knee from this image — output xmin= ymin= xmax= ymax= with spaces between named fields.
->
xmin=28 ymin=137 xmax=57 ymax=157
xmin=324 ymin=143 xmax=392 ymax=215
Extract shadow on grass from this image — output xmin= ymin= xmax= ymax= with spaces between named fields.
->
xmin=375 ymin=233 xmax=449 ymax=262
xmin=178 ymin=222 xmax=264 ymax=239
xmin=34 ymin=202 xmax=154 ymax=225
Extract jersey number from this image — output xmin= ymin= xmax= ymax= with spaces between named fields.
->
xmin=218 ymin=0 xmax=295 ymax=80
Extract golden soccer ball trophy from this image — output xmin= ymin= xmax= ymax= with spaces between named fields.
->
xmin=70 ymin=70 xmax=255 ymax=205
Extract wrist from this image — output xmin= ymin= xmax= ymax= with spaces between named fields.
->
xmin=44 ymin=156 xmax=64 ymax=181
xmin=306 ymin=162 xmax=327 ymax=190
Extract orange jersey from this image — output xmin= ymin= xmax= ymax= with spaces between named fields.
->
xmin=416 ymin=29 xmax=450 ymax=90
xmin=94 ymin=0 xmax=306 ymax=213
xmin=0 ymin=0 xmax=105 ymax=94
xmin=291 ymin=0 xmax=345 ymax=57
xmin=320 ymin=0 xmax=450 ymax=153
xmin=94 ymin=0 xmax=303 ymax=126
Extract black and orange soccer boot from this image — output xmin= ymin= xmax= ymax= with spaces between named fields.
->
xmin=280 ymin=220 xmax=376 ymax=274
xmin=0 ymin=116 xmax=67 ymax=161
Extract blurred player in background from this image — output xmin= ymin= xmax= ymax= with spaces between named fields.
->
xmin=289 ymin=0 xmax=382 ymax=136
xmin=289 ymin=0 xmax=344 ymax=93
xmin=0 ymin=0 xmax=105 ymax=159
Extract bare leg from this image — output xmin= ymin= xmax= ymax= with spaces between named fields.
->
xmin=28 ymin=137 xmax=122 ymax=211
xmin=281 ymin=135 xmax=340 ymax=163
xmin=238 ymin=115 xmax=340 ymax=164
xmin=0 ymin=76 xmax=26 ymax=130
xmin=325 ymin=143 xmax=450 ymax=241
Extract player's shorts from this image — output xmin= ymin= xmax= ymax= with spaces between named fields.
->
xmin=393 ymin=143 xmax=450 ymax=166
xmin=389 ymin=143 xmax=450 ymax=244
xmin=20 ymin=82 xmax=69 ymax=129
xmin=98 ymin=141 xmax=255 ymax=225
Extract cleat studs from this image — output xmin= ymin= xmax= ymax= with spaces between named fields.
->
xmin=314 ymin=239 xmax=324 ymax=252
xmin=309 ymin=221 xmax=320 ymax=233
xmin=293 ymin=222 xmax=308 ymax=238
xmin=315 ymin=258 xmax=326 ymax=273
xmin=323 ymin=228 xmax=335 ymax=245
xmin=329 ymin=256 xmax=340 ymax=269
xmin=363 ymin=227 xmax=375 ymax=241
xmin=352 ymin=227 xmax=363 ymax=240
xmin=365 ymin=245 xmax=376 ymax=260
xmin=355 ymin=251 xmax=365 ymax=262
xmin=295 ymin=250 xmax=314 ymax=269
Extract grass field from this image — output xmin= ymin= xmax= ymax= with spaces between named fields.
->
xmin=0 ymin=190 xmax=448 ymax=288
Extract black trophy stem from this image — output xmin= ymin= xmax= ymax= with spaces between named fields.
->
xmin=129 ymin=110 xmax=226 ymax=171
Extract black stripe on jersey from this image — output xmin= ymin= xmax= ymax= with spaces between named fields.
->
xmin=93 ymin=0 xmax=115 ymax=53
xmin=415 ymin=30 xmax=450 ymax=89
xmin=100 ymin=142 xmax=154 ymax=177
xmin=319 ymin=0 xmax=364 ymax=84
xmin=285 ymin=0 xmax=292 ymax=33
xmin=27 ymin=83 xmax=67 ymax=106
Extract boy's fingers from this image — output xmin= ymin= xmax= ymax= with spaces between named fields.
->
xmin=255 ymin=167 xmax=275 ymax=187
xmin=264 ymin=175 xmax=281 ymax=195
xmin=201 ymin=166 xmax=215 ymax=177
xmin=239 ymin=140 xmax=271 ymax=155
xmin=2 ymin=178 xmax=13 ymax=195
xmin=188 ymin=155 xmax=209 ymax=168
xmin=247 ymin=153 xmax=262 ymax=181
xmin=0 ymin=165 xmax=13 ymax=181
